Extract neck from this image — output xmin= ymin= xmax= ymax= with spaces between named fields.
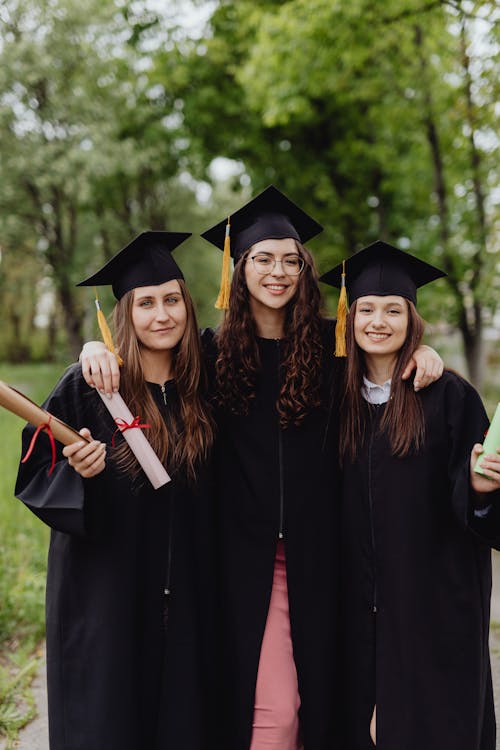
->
xmin=364 ymin=353 xmax=397 ymax=385
xmin=139 ymin=348 xmax=174 ymax=384
xmin=249 ymin=299 xmax=286 ymax=339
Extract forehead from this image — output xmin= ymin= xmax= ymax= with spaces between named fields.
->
xmin=357 ymin=294 xmax=406 ymax=306
xmin=250 ymin=237 xmax=299 ymax=255
xmin=133 ymin=279 xmax=182 ymax=298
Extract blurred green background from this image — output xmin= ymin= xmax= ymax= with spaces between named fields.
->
xmin=0 ymin=0 xmax=498 ymax=742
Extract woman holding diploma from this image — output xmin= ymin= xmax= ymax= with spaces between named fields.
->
xmin=15 ymin=232 xmax=216 ymax=750
xmin=321 ymin=241 xmax=500 ymax=750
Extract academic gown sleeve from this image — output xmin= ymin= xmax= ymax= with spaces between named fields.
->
xmin=15 ymin=364 xmax=107 ymax=538
xmin=444 ymin=373 xmax=500 ymax=548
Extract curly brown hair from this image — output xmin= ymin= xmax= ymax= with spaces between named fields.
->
xmin=340 ymin=298 xmax=426 ymax=465
xmin=111 ymin=280 xmax=215 ymax=483
xmin=215 ymin=242 xmax=324 ymax=428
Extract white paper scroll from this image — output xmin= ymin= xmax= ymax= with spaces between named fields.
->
xmin=98 ymin=390 xmax=170 ymax=489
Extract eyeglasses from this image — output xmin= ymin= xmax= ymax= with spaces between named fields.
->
xmin=249 ymin=253 xmax=305 ymax=276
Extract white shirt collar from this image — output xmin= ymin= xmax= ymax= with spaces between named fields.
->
xmin=362 ymin=376 xmax=392 ymax=404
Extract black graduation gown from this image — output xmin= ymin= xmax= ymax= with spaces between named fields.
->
xmin=15 ymin=364 xmax=216 ymax=750
xmin=202 ymin=321 xmax=343 ymax=750
xmin=339 ymin=371 xmax=500 ymax=750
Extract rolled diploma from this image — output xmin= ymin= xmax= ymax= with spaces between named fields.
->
xmin=0 ymin=380 xmax=90 ymax=446
xmin=474 ymin=403 xmax=500 ymax=477
xmin=97 ymin=390 xmax=170 ymax=489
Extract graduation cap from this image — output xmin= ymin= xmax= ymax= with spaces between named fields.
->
xmin=77 ymin=231 xmax=191 ymax=363
xmin=201 ymin=185 xmax=323 ymax=309
xmin=320 ymin=240 xmax=446 ymax=356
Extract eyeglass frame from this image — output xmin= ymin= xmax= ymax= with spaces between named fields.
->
xmin=247 ymin=252 xmax=305 ymax=276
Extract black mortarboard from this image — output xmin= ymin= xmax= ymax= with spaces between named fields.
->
xmin=201 ymin=185 xmax=323 ymax=260
xmin=320 ymin=240 xmax=446 ymax=357
xmin=320 ymin=240 xmax=446 ymax=305
xmin=77 ymin=231 xmax=190 ymax=365
xmin=201 ymin=185 xmax=323 ymax=309
xmin=77 ymin=231 xmax=190 ymax=301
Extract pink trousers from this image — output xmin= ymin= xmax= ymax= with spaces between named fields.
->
xmin=250 ymin=541 xmax=301 ymax=750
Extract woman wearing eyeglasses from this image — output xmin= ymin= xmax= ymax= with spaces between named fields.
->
xmin=80 ymin=187 xmax=443 ymax=750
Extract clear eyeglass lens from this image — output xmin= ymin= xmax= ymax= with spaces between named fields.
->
xmin=252 ymin=254 xmax=304 ymax=275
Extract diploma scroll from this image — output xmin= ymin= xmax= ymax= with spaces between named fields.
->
xmin=474 ymin=403 xmax=500 ymax=477
xmin=0 ymin=380 xmax=91 ymax=446
xmin=97 ymin=391 xmax=171 ymax=489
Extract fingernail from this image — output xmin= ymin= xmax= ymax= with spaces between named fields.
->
xmin=113 ymin=388 xmax=118 ymax=393
xmin=106 ymin=392 xmax=112 ymax=399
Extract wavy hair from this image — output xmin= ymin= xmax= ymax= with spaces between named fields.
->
xmin=215 ymin=241 xmax=323 ymax=428
xmin=340 ymin=298 xmax=426 ymax=465
xmin=111 ymin=280 xmax=215 ymax=483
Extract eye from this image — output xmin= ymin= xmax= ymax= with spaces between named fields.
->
xmin=388 ymin=308 xmax=401 ymax=314
xmin=165 ymin=296 xmax=180 ymax=304
xmin=139 ymin=299 xmax=152 ymax=307
xmin=359 ymin=307 xmax=373 ymax=313
xmin=254 ymin=254 xmax=272 ymax=265
xmin=283 ymin=256 xmax=300 ymax=269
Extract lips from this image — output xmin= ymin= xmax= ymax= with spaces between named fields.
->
xmin=365 ymin=332 xmax=390 ymax=340
xmin=264 ymin=284 xmax=289 ymax=293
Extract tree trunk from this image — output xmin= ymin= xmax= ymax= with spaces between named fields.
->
xmin=414 ymin=23 xmax=485 ymax=388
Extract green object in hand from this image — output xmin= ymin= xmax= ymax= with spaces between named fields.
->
xmin=474 ymin=403 xmax=500 ymax=477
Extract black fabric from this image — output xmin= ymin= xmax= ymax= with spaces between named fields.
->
xmin=15 ymin=365 xmax=216 ymax=750
xmin=339 ymin=371 xmax=499 ymax=750
xmin=200 ymin=185 xmax=323 ymax=260
xmin=320 ymin=240 xmax=446 ymax=304
xmin=202 ymin=321 xmax=343 ymax=749
xmin=77 ymin=231 xmax=190 ymax=299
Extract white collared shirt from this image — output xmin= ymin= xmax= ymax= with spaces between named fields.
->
xmin=362 ymin=376 xmax=391 ymax=405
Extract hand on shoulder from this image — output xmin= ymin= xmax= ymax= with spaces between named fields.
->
xmin=80 ymin=342 xmax=120 ymax=395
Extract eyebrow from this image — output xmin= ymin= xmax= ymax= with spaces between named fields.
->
xmin=135 ymin=291 xmax=181 ymax=301
xmin=252 ymin=251 xmax=300 ymax=257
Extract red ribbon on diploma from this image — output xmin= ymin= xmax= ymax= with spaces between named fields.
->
xmin=21 ymin=417 xmax=57 ymax=475
xmin=112 ymin=416 xmax=151 ymax=447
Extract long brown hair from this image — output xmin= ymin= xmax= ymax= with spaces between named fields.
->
xmin=340 ymin=298 xmax=426 ymax=464
xmin=112 ymin=279 xmax=214 ymax=482
xmin=215 ymin=241 xmax=323 ymax=428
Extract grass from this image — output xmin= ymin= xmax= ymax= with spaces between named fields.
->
xmin=0 ymin=362 xmax=61 ymax=743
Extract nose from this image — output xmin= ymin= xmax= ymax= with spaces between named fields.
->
xmin=270 ymin=259 xmax=286 ymax=277
xmin=155 ymin=304 xmax=171 ymax=322
xmin=371 ymin=311 xmax=387 ymax=328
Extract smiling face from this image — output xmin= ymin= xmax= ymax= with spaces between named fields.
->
xmin=354 ymin=295 xmax=409 ymax=358
xmin=131 ymin=279 xmax=187 ymax=352
xmin=244 ymin=237 xmax=301 ymax=317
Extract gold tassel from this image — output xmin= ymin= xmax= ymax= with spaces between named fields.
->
xmin=335 ymin=261 xmax=348 ymax=357
xmin=94 ymin=288 xmax=124 ymax=366
xmin=215 ymin=217 xmax=231 ymax=310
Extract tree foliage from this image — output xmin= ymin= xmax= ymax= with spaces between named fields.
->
xmin=150 ymin=0 xmax=498 ymax=384
xmin=0 ymin=0 xmax=497 ymax=383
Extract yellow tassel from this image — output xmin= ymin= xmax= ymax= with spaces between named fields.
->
xmin=335 ymin=261 xmax=348 ymax=357
xmin=215 ymin=217 xmax=231 ymax=311
xmin=94 ymin=289 xmax=124 ymax=366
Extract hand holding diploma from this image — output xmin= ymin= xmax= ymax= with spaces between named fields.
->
xmin=63 ymin=428 xmax=107 ymax=478
xmin=470 ymin=444 xmax=500 ymax=493
xmin=471 ymin=403 xmax=500 ymax=493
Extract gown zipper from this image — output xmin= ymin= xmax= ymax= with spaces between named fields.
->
xmin=368 ymin=423 xmax=378 ymax=614
xmin=159 ymin=380 xmax=173 ymax=629
xmin=163 ymin=500 xmax=174 ymax=629
xmin=278 ymin=428 xmax=284 ymax=539
xmin=276 ymin=340 xmax=285 ymax=540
